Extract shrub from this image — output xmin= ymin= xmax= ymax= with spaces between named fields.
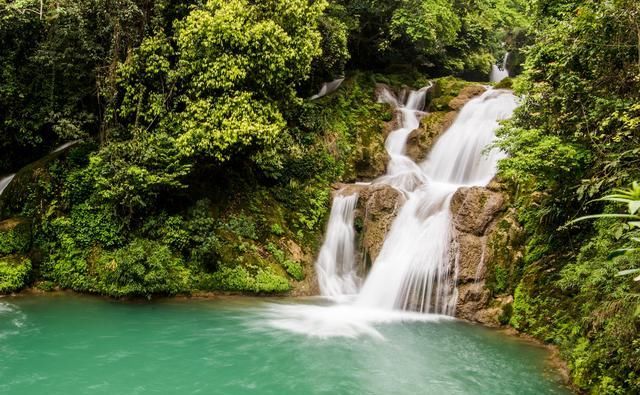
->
xmin=94 ymin=239 xmax=191 ymax=297
xmin=0 ymin=256 xmax=31 ymax=293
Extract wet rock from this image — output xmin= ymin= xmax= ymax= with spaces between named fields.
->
xmin=354 ymin=137 xmax=390 ymax=180
xmin=285 ymin=239 xmax=319 ymax=297
xmin=455 ymin=233 xmax=486 ymax=282
xmin=470 ymin=295 xmax=514 ymax=327
xmin=451 ymin=187 xmax=505 ymax=236
xmin=448 ymin=180 xmax=525 ymax=326
xmin=448 ymin=85 xmax=486 ymax=110
xmin=354 ymin=184 xmax=405 ymax=264
xmin=405 ymin=84 xmax=485 ymax=162
xmin=406 ymin=111 xmax=457 ymax=162
xmin=455 ymin=282 xmax=491 ymax=321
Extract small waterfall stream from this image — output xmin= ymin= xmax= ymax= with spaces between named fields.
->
xmin=316 ymin=194 xmax=361 ymax=296
xmin=0 ymin=140 xmax=82 ymax=199
xmin=0 ymin=174 xmax=16 ymax=197
xmin=310 ymin=78 xmax=345 ymax=100
xmin=490 ymin=52 xmax=510 ymax=83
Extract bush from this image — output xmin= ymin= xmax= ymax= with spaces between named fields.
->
xmin=94 ymin=239 xmax=191 ymax=297
xmin=206 ymin=265 xmax=290 ymax=293
xmin=0 ymin=256 xmax=31 ymax=294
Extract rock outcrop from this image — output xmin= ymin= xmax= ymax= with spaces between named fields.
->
xmin=406 ymin=84 xmax=486 ymax=162
xmin=450 ymin=183 xmax=524 ymax=326
xmin=335 ymin=183 xmax=405 ymax=268
xmin=355 ymin=184 xmax=405 ymax=265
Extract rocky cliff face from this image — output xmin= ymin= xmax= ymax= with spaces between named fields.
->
xmin=450 ymin=183 xmax=524 ymax=326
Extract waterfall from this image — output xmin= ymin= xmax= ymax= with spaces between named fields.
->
xmin=317 ymin=85 xmax=517 ymax=314
xmin=310 ymin=78 xmax=345 ymax=100
xmin=264 ymin=85 xmax=518 ymax=338
xmin=0 ymin=174 xmax=16 ymax=197
xmin=356 ymin=88 xmax=517 ymax=314
xmin=490 ymin=52 xmax=510 ymax=83
xmin=315 ymin=193 xmax=361 ymax=296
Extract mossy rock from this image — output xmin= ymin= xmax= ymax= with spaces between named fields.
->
xmin=494 ymin=77 xmax=513 ymax=90
xmin=0 ymin=255 xmax=32 ymax=294
xmin=428 ymin=77 xmax=479 ymax=112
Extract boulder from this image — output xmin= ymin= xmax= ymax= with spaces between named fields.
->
xmin=454 ymin=233 xmax=487 ymax=282
xmin=405 ymin=84 xmax=485 ymax=162
xmin=355 ymin=184 xmax=405 ymax=265
xmin=406 ymin=111 xmax=457 ymax=162
xmin=449 ymin=182 xmax=524 ymax=326
xmin=451 ymin=187 xmax=505 ymax=236
xmin=448 ymin=85 xmax=486 ymax=110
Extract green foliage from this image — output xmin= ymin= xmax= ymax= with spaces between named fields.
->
xmin=0 ymin=256 xmax=31 ymax=294
xmin=0 ymin=0 xmax=192 ymax=172
xmin=89 ymin=132 xmax=191 ymax=217
xmin=94 ymin=239 xmax=191 ymax=297
xmin=267 ymin=243 xmax=304 ymax=281
xmin=0 ymin=220 xmax=31 ymax=255
xmin=311 ymin=3 xmax=351 ymax=81
xmin=336 ymin=0 xmax=530 ymax=76
xmin=207 ymin=265 xmax=290 ymax=293
xmin=497 ymin=1 xmax=640 ymax=392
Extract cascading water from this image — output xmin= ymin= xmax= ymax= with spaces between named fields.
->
xmin=315 ymin=193 xmax=361 ymax=296
xmin=265 ymin=85 xmax=518 ymax=338
xmin=0 ymin=174 xmax=16 ymax=197
xmin=490 ymin=52 xmax=510 ymax=83
xmin=357 ymin=88 xmax=517 ymax=314
xmin=310 ymin=78 xmax=345 ymax=100
xmin=0 ymin=140 xmax=82 ymax=200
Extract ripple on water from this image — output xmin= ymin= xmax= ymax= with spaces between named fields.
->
xmin=0 ymin=302 xmax=27 ymax=339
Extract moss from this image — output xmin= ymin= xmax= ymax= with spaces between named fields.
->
xmin=494 ymin=77 xmax=513 ymax=90
xmin=498 ymin=301 xmax=513 ymax=325
xmin=428 ymin=76 xmax=477 ymax=111
xmin=0 ymin=255 xmax=31 ymax=293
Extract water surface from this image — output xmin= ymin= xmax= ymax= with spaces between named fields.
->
xmin=0 ymin=295 xmax=569 ymax=394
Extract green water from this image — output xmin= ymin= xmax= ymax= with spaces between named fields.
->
xmin=0 ymin=295 xmax=570 ymax=394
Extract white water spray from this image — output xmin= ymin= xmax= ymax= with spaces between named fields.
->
xmin=357 ymin=88 xmax=517 ymax=314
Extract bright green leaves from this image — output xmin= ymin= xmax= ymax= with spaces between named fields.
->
xmin=177 ymin=93 xmax=285 ymax=162
xmin=116 ymin=33 xmax=175 ymax=131
xmin=176 ymin=0 xmax=324 ymax=99
xmin=113 ymin=0 xmax=327 ymax=174
xmin=90 ymin=132 xmax=191 ymax=216
xmin=390 ymin=0 xmax=460 ymax=55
